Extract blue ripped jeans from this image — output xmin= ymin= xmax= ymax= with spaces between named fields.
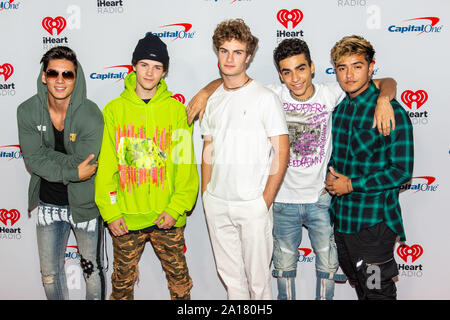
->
xmin=36 ymin=202 xmax=105 ymax=300
xmin=272 ymin=192 xmax=346 ymax=300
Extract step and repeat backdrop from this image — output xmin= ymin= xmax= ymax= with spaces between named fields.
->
xmin=1 ymin=0 xmax=449 ymax=300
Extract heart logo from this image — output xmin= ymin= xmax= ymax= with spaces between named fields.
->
xmin=397 ymin=244 xmax=423 ymax=263
xmin=401 ymin=90 xmax=428 ymax=109
xmin=277 ymin=9 xmax=304 ymax=29
xmin=0 ymin=63 xmax=14 ymax=81
xmin=0 ymin=209 xmax=21 ymax=226
xmin=172 ymin=93 xmax=186 ymax=104
xmin=42 ymin=16 xmax=67 ymax=36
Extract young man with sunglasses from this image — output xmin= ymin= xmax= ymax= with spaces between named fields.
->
xmin=187 ymin=37 xmax=397 ymax=300
xmin=95 ymin=34 xmax=198 ymax=300
xmin=17 ymin=46 xmax=105 ymax=300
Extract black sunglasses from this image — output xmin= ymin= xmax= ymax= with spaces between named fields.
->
xmin=46 ymin=69 xmax=75 ymax=81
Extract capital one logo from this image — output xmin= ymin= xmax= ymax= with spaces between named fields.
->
xmin=0 ymin=208 xmax=20 ymax=226
xmin=388 ymin=17 xmax=442 ymax=35
xmin=0 ymin=144 xmax=23 ymax=160
xmin=277 ymin=9 xmax=303 ymax=29
xmin=172 ymin=93 xmax=185 ymax=104
xmin=66 ymin=245 xmax=80 ymax=261
xmin=42 ymin=16 xmax=67 ymax=36
xmin=0 ymin=63 xmax=14 ymax=81
xmin=397 ymin=244 xmax=423 ymax=263
xmin=298 ymin=247 xmax=314 ymax=262
xmin=90 ymin=64 xmax=132 ymax=82
xmin=401 ymin=90 xmax=428 ymax=109
xmin=150 ymin=23 xmax=195 ymax=41
xmin=401 ymin=176 xmax=438 ymax=193
xmin=0 ymin=0 xmax=18 ymax=11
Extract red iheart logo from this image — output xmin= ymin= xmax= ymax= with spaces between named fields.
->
xmin=0 ymin=63 xmax=14 ymax=81
xmin=42 ymin=16 xmax=67 ymax=36
xmin=172 ymin=93 xmax=186 ymax=104
xmin=277 ymin=9 xmax=304 ymax=29
xmin=0 ymin=209 xmax=21 ymax=226
xmin=298 ymin=248 xmax=312 ymax=256
xmin=397 ymin=244 xmax=423 ymax=263
xmin=401 ymin=90 xmax=428 ymax=109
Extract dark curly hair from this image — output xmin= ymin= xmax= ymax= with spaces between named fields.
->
xmin=273 ymin=38 xmax=311 ymax=72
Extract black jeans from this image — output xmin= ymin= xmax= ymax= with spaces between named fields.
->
xmin=334 ymin=222 xmax=399 ymax=300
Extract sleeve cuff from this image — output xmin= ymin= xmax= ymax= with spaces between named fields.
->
xmin=63 ymin=167 xmax=79 ymax=185
xmin=350 ymin=177 xmax=364 ymax=192
xmin=165 ymin=207 xmax=181 ymax=221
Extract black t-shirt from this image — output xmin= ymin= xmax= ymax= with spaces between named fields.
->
xmin=39 ymin=124 xmax=69 ymax=205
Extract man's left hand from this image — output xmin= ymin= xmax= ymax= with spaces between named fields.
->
xmin=325 ymin=167 xmax=353 ymax=197
xmin=153 ymin=211 xmax=176 ymax=229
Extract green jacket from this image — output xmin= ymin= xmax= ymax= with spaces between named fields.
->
xmin=95 ymin=72 xmax=198 ymax=230
xmin=17 ymin=62 xmax=104 ymax=223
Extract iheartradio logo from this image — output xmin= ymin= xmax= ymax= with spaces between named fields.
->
xmin=401 ymin=90 xmax=428 ymax=109
xmin=0 ymin=208 xmax=20 ymax=226
xmin=0 ymin=63 xmax=14 ymax=81
xmin=277 ymin=9 xmax=304 ymax=29
xmin=397 ymin=244 xmax=423 ymax=263
xmin=172 ymin=93 xmax=185 ymax=104
xmin=42 ymin=16 xmax=67 ymax=36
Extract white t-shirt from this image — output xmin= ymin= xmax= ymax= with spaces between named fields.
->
xmin=201 ymin=80 xmax=288 ymax=201
xmin=267 ymin=82 xmax=346 ymax=204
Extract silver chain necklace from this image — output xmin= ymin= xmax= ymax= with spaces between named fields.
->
xmin=224 ymin=77 xmax=251 ymax=91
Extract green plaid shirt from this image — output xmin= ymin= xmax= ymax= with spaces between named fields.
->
xmin=329 ymin=81 xmax=414 ymax=241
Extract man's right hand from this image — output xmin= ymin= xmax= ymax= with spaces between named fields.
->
xmin=77 ymin=154 xmax=98 ymax=181
xmin=108 ymin=217 xmax=128 ymax=237
xmin=186 ymin=79 xmax=223 ymax=124
xmin=186 ymin=90 xmax=208 ymax=124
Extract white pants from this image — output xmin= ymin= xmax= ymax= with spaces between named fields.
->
xmin=203 ymin=190 xmax=273 ymax=300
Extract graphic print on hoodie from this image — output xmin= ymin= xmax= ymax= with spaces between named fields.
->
xmin=116 ymin=123 xmax=173 ymax=192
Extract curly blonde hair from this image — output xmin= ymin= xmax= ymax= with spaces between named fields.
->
xmin=330 ymin=35 xmax=375 ymax=66
xmin=212 ymin=18 xmax=258 ymax=56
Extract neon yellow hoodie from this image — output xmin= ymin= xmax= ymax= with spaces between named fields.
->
xmin=95 ymin=72 xmax=199 ymax=230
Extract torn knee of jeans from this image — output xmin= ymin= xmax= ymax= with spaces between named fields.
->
xmin=272 ymin=269 xmax=297 ymax=278
xmin=41 ymin=274 xmax=56 ymax=285
xmin=314 ymin=246 xmax=330 ymax=254
xmin=80 ymin=256 xmax=95 ymax=278
xmin=278 ymin=246 xmax=298 ymax=256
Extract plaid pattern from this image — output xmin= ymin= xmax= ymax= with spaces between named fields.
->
xmin=329 ymin=81 xmax=414 ymax=241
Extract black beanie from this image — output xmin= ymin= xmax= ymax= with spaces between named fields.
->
xmin=132 ymin=33 xmax=169 ymax=68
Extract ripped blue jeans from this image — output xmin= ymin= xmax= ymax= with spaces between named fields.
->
xmin=272 ymin=192 xmax=345 ymax=300
xmin=36 ymin=202 xmax=105 ymax=300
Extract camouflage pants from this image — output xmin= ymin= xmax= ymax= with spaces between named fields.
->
xmin=110 ymin=227 xmax=192 ymax=300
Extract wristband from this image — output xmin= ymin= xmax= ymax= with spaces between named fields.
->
xmin=346 ymin=178 xmax=351 ymax=193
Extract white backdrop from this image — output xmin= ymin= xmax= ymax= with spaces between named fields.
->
xmin=0 ymin=0 xmax=449 ymax=300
